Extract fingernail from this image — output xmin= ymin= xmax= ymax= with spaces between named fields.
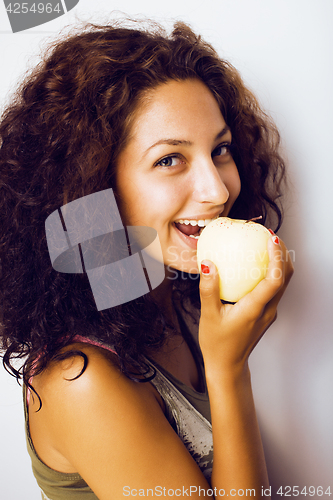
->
xmin=268 ymin=228 xmax=275 ymax=235
xmin=272 ymin=235 xmax=280 ymax=245
xmin=201 ymin=262 xmax=210 ymax=274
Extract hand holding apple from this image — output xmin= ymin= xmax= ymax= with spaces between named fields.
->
xmin=197 ymin=217 xmax=271 ymax=302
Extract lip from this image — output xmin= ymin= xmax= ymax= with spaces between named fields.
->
xmin=172 ymin=222 xmax=200 ymax=249
xmin=173 ymin=210 xmax=223 ymax=223
xmin=171 ymin=210 xmax=224 ymax=251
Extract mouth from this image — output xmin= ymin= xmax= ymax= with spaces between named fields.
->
xmin=173 ymin=216 xmax=219 ymax=240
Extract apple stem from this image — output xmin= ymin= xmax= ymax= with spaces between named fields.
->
xmin=245 ymin=215 xmax=263 ymax=223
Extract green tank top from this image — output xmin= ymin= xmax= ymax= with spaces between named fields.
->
xmin=24 ymin=321 xmax=213 ymax=499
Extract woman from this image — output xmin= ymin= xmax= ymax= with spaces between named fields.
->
xmin=0 ymin=20 xmax=293 ymax=499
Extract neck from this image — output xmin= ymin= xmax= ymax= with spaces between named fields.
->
xmin=149 ymin=270 xmax=201 ymax=391
xmin=150 ymin=268 xmax=178 ymax=330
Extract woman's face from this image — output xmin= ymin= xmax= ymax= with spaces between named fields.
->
xmin=115 ymin=79 xmax=241 ymax=274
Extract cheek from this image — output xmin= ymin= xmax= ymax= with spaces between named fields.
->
xmin=116 ymin=174 xmax=175 ymax=226
xmin=234 ymin=176 xmax=242 ymax=201
xmin=226 ymin=165 xmax=241 ymax=203
xmin=115 ymin=165 xmax=151 ymax=216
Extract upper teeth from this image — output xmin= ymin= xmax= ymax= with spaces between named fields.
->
xmin=175 ymin=216 xmax=218 ymax=227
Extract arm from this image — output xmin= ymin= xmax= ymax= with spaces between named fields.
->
xmin=198 ymin=236 xmax=294 ymax=498
xmin=30 ymin=236 xmax=292 ymax=500
xmin=30 ymin=343 xmax=213 ymax=499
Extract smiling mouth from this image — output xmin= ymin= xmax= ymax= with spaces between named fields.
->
xmin=174 ymin=217 xmax=219 ymax=240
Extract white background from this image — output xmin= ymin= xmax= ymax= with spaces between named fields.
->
xmin=1 ymin=0 xmax=332 ymax=498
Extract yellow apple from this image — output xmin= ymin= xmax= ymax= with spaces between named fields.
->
xmin=197 ymin=217 xmax=271 ymax=302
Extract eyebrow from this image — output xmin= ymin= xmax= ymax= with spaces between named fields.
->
xmin=143 ymin=126 xmax=231 ymax=156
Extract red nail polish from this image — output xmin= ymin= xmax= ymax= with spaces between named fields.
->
xmin=273 ymin=236 xmax=280 ymax=245
xmin=268 ymin=228 xmax=275 ymax=235
xmin=201 ymin=263 xmax=210 ymax=274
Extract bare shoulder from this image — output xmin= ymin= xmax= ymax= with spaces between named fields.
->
xmin=31 ymin=342 xmax=163 ymax=413
xmin=29 ymin=343 xmax=163 ymax=471
xmin=29 ymin=342 xmax=209 ymax=499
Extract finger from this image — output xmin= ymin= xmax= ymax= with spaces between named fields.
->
xmin=199 ymin=260 xmax=222 ymax=319
xmin=263 ymin=239 xmax=294 ymax=311
xmin=244 ymin=236 xmax=295 ymax=335
xmin=240 ymin=235 xmax=285 ymax=317
xmin=279 ymin=239 xmax=294 ymax=286
xmin=266 ymin=235 xmax=285 ymax=286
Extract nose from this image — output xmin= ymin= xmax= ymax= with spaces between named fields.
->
xmin=191 ymin=156 xmax=230 ymax=207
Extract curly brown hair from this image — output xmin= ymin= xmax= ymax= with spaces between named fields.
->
xmin=0 ymin=20 xmax=286 ymax=387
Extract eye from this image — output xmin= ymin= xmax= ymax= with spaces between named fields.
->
xmin=212 ymin=143 xmax=232 ymax=158
xmin=154 ymin=155 xmax=185 ymax=168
